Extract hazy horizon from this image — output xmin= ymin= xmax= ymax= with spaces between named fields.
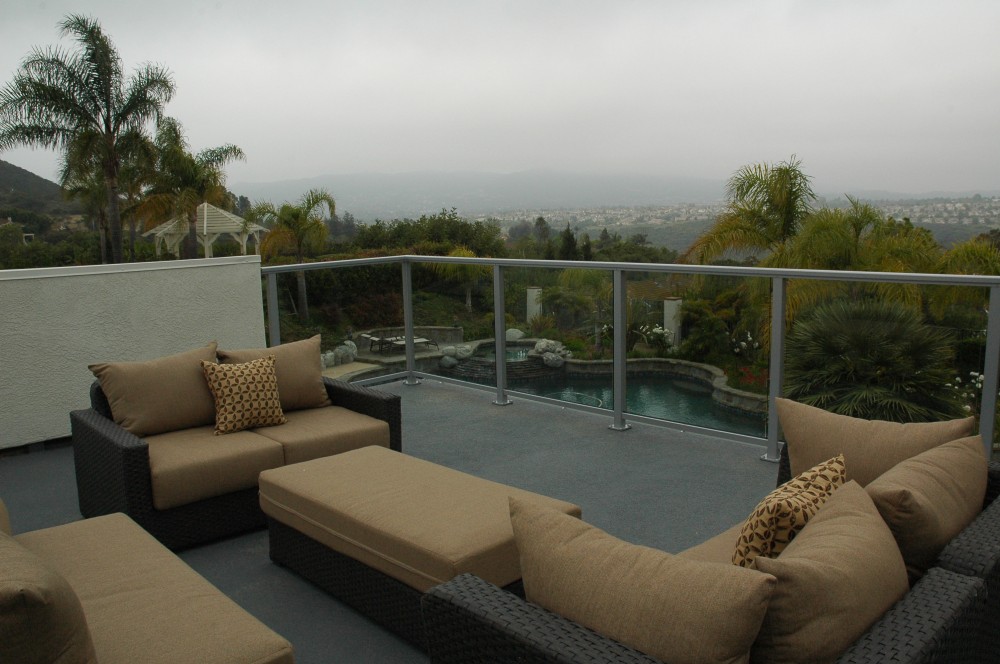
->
xmin=2 ymin=1 xmax=998 ymax=196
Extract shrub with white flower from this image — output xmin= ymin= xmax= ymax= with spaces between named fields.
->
xmin=945 ymin=371 xmax=987 ymax=414
xmin=731 ymin=330 xmax=762 ymax=362
xmin=639 ymin=324 xmax=673 ymax=351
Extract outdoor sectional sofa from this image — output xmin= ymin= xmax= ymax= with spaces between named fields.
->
xmin=0 ymin=498 xmax=294 ymax=664
xmin=423 ymin=399 xmax=1000 ymax=664
xmin=70 ymin=336 xmax=401 ymax=550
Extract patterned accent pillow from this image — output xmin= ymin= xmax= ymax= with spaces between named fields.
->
xmin=201 ymin=356 xmax=287 ymax=435
xmin=733 ymin=454 xmax=846 ymax=567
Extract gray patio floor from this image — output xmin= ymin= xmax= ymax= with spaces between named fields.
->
xmin=0 ymin=378 xmax=779 ymax=664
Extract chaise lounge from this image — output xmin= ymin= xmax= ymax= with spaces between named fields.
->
xmin=70 ymin=336 xmax=401 ymax=550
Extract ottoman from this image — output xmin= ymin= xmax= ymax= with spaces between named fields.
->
xmin=258 ymin=445 xmax=581 ymax=649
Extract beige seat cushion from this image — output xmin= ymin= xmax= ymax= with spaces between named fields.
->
xmin=511 ymin=498 xmax=775 ymax=664
xmin=253 ymin=405 xmax=391 ymax=465
xmin=866 ymin=434 xmax=987 ymax=581
xmin=679 ymin=523 xmax=745 ymax=564
xmin=218 ymin=335 xmax=330 ymax=411
xmin=734 ymin=455 xmax=845 ymax=567
xmin=776 ymin=398 xmax=975 ymax=486
xmin=259 ymin=446 xmax=581 ymax=592
xmin=750 ymin=481 xmax=909 ymax=664
xmin=146 ymin=426 xmax=285 ymax=510
xmin=16 ymin=514 xmax=293 ymax=664
xmin=1 ymin=529 xmax=97 ymax=664
xmin=89 ymin=342 xmax=219 ymax=437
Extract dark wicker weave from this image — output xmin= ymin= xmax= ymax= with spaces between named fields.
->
xmin=422 ymin=568 xmax=986 ymax=664
xmin=70 ymin=377 xmax=401 ymax=550
xmin=268 ymin=518 xmax=524 ymax=652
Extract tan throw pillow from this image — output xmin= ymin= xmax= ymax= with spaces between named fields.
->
xmin=750 ymin=481 xmax=908 ymax=664
xmin=776 ymin=398 xmax=975 ymax=487
xmin=0 ymin=530 xmax=98 ymax=664
xmin=217 ymin=335 xmax=330 ymax=411
xmin=89 ymin=342 xmax=219 ymax=436
xmin=866 ymin=435 xmax=987 ymax=581
xmin=510 ymin=497 xmax=775 ymax=664
xmin=202 ymin=356 xmax=287 ymax=435
xmin=733 ymin=455 xmax=846 ymax=567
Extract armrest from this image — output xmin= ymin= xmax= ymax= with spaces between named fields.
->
xmin=836 ymin=567 xmax=986 ymax=663
xmin=421 ymin=573 xmax=662 ymax=664
xmin=323 ymin=377 xmax=402 ymax=452
xmin=69 ymin=408 xmax=156 ymax=520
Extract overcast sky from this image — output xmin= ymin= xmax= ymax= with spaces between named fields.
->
xmin=2 ymin=1 xmax=998 ymax=196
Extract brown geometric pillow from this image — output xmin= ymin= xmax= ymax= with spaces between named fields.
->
xmin=733 ymin=455 xmax=846 ymax=567
xmin=201 ymin=356 xmax=287 ymax=435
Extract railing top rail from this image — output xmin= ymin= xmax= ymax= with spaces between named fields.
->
xmin=260 ymin=254 xmax=1000 ymax=288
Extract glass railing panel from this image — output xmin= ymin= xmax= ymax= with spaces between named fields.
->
xmin=500 ymin=264 xmax=614 ymax=409
xmin=621 ymin=268 xmax=767 ymax=437
xmin=409 ymin=258 xmax=496 ymax=386
xmin=779 ymin=278 xmax=991 ymax=443
xmin=263 ymin=262 xmax=405 ymax=381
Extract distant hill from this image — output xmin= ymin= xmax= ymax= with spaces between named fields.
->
xmin=0 ymin=159 xmax=80 ymax=217
xmin=231 ymin=170 xmax=728 ymax=220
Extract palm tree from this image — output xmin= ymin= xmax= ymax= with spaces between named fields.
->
xmin=784 ymin=299 xmax=964 ymax=422
xmin=142 ymin=118 xmax=244 ymax=258
xmin=430 ymin=246 xmax=492 ymax=312
xmin=0 ymin=14 xmax=174 ymax=263
xmin=683 ymin=156 xmax=816 ymax=264
xmin=752 ymin=199 xmax=942 ymax=320
xmin=251 ymin=189 xmax=336 ymax=322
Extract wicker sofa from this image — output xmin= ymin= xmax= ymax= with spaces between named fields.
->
xmin=70 ymin=337 xmax=401 ymax=550
xmin=423 ymin=401 xmax=999 ymax=663
xmin=0 ymin=499 xmax=294 ymax=664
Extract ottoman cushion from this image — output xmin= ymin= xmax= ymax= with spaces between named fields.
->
xmin=259 ymin=446 xmax=581 ymax=592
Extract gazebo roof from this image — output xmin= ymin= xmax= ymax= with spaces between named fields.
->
xmin=143 ymin=203 xmax=268 ymax=257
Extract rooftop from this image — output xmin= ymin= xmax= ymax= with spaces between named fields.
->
xmin=0 ymin=377 xmax=777 ymax=664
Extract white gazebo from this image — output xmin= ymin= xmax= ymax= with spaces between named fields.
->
xmin=143 ymin=203 xmax=268 ymax=258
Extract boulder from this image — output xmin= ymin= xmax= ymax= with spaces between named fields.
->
xmin=440 ymin=355 xmax=459 ymax=369
xmin=506 ymin=328 xmax=525 ymax=341
xmin=455 ymin=345 xmax=474 ymax=359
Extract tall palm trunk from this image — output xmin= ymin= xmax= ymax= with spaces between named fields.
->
xmin=185 ymin=210 xmax=198 ymax=259
xmin=105 ymin=174 xmax=124 ymax=264
xmin=296 ymin=270 xmax=309 ymax=321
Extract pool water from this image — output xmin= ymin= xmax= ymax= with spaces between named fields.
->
xmin=510 ymin=374 xmax=765 ymax=437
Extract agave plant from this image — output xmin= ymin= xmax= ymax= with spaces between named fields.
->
xmin=783 ymin=299 xmax=965 ymax=422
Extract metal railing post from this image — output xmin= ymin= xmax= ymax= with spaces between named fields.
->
xmin=763 ymin=276 xmax=786 ymax=462
xmin=401 ymin=260 xmax=419 ymax=385
xmin=979 ymin=286 xmax=1000 ymax=457
xmin=493 ymin=264 xmax=511 ymax=405
xmin=266 ymin=272 xmax=281 ymax=347
xmin=610 ymin=268 xmax=630 ymax=431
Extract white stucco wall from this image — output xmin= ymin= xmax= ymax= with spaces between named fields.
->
xmin=0 ymin=256 xmax=266 ymax=448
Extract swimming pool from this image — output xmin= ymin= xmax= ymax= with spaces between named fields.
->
xmin=509 ymin=374 xmax=766 ymax=437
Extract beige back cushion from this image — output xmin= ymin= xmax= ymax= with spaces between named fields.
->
xmin=89 ymin=342 xmax=219 ymax=437
xmin=217 ymin=335 xmax=330 ymax=411
xmin=776 ymin=398 xmax=975 ymax=487
xmin=866 ymin=435 xmax=987 ymax=581
xmin=0 ymin=530 xmax=98 ymax=664
xmin=511 ymin=497 xmax=775 ymax=664
xmin=750 ymin=481 xmax=909 ymax=664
